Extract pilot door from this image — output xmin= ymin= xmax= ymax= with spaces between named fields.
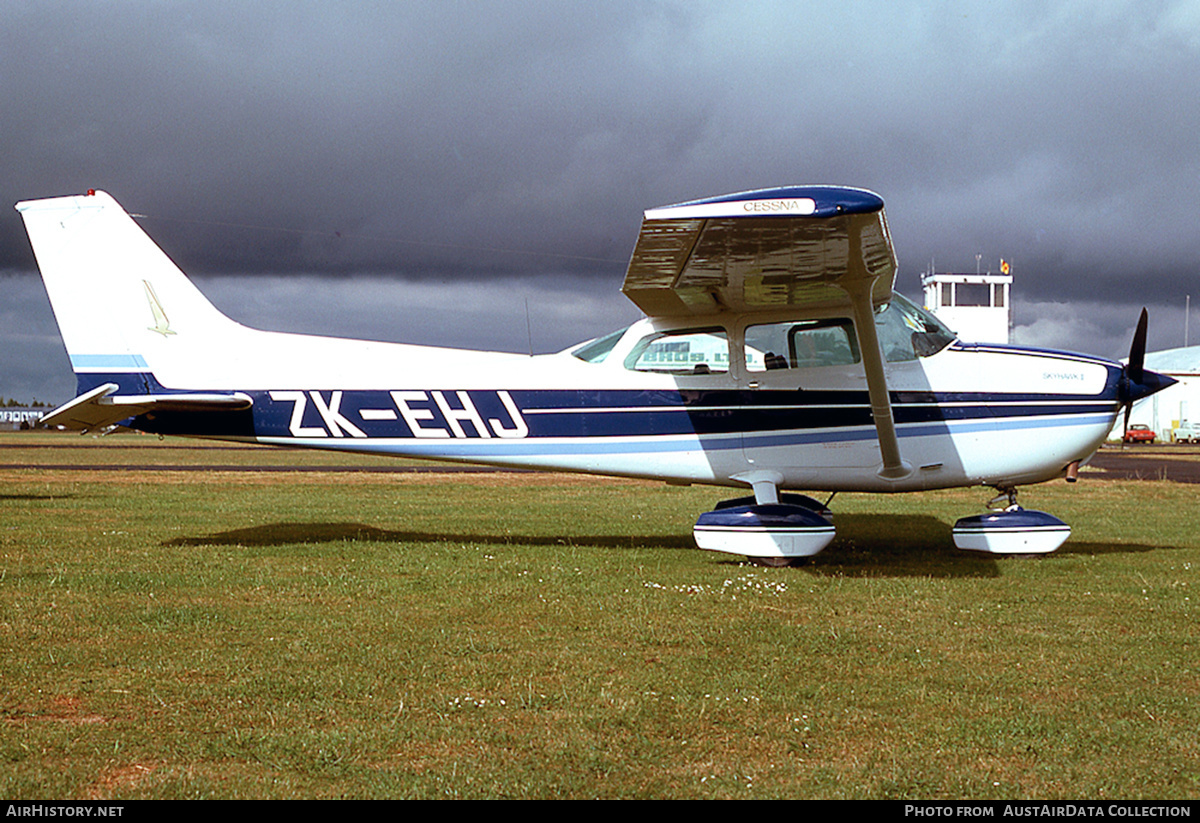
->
xmin=739 ymin=318 xmax=880 ymax=472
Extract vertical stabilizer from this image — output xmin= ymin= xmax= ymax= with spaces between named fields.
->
xmin=16 ymin=191 xmax=240 ymax=393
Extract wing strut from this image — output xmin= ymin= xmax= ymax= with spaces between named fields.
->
xmin=619 ymin=186 xmax=912 ymax=481
xmin=841 ymin=229 xmax=911 ymax=481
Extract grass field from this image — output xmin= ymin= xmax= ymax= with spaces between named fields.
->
xmin=1 ymin=432 xmax=1196 ymax=799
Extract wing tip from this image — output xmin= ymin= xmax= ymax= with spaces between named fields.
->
xmin=646 ymin=185 xmax=884 ymax=221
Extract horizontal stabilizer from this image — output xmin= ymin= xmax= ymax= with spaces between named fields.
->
xmin=41 ymin=384 xmax=252 ymax=433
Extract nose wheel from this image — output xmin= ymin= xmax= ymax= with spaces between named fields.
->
xmin=953 ymin=487 xmax=1071 ymax=555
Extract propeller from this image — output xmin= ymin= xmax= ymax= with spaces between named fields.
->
xmin=1119 ymin=308 xmax=1149 ymax=439
xmin=1115 ymin=310 xmax=1178 ymax=443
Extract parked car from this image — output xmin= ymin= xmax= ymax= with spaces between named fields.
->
xmin=1174 ymin=421 xmax=1200 ymax=444
xmin=1123 ymin=424 xmax=1156 ymax=444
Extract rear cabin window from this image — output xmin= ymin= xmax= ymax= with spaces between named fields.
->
xmin=625 ymin=329 xmax=730 ymax=374
xmin=570 ymin=327 xmax=626 ymax=363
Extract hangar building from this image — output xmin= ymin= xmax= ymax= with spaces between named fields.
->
xmin=0 ymin=408 xmax=46 ymax=430
xmin=1122 ymin=344 xmax=1200 ymax=441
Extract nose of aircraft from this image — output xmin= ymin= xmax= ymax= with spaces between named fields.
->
xmin=1121 ymin=367 xmax=1177 ymax=405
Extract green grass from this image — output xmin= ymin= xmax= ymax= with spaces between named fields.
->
xmin=0 ymin=434 xmax=1196 ymax=798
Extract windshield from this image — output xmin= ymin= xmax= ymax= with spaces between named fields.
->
xmin=875 ymin=293 xmax=957 ymax=361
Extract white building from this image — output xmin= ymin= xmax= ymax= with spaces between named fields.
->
xmin=0 ymin=408 xmax=46 ymax=430
xmin=921 ymin=266 xmax=1013 ymax=344
xmin=1122 ymin=344 xmax=1200 ymax=441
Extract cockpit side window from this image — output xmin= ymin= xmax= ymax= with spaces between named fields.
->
xmin=745 ymin=319 xmax=859 ymax=372
xmin=624 ymin=328 xmax=730 ymax=375
xmin=743 ymin=294 xmax=956 ymax=370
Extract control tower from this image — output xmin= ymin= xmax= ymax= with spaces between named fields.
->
xmin=921 ymin=261 xmax=1013 ymax=345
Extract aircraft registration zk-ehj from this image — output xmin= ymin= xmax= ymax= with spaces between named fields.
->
xmin=17 ymin=186 xmax=1175 ymax=563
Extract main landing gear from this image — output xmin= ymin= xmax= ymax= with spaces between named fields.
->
xmin=951 ymin=486 xmax=1071 ymax=555
xmin=692 ymin=489 xmax=836 ymax=567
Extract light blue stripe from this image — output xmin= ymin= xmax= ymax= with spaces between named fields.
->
xmin=743 ymin=414 xmax=1114 ymax=449
xmin=261 ymin=434 xmax=742 ymax=458
xmin=260 ymin=413 xmax=1114 ymax=459
xmin=70 ymin=353 xmax=149 ymax=370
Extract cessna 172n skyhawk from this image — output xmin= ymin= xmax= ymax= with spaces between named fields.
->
xmin=17 ymin=187 xmax=1175 ymax=563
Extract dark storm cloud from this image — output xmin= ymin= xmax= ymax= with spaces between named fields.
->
xmin=4 ymin=2 xmax=1200 ymax=402
xmin=3 ymin=0 xmax=709 ymax=274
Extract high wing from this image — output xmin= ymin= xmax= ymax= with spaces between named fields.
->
xmin=622 ymin=186 xmax=909 ymax=479
xmin=622 ymin=186 xmax=895 ymax=317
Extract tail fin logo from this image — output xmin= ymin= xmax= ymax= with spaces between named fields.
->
xmin=144 ymin=280 xmax=177 ymax=337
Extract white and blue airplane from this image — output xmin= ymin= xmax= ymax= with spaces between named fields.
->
xmin=16 ymin=187 xmax=1175 ymax=563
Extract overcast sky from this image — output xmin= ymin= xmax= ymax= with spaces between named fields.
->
xmin=3 ymin=1 xmax=1199 ymax=403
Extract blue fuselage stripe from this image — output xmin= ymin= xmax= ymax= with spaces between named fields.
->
xmin=75 ymin=369 xmax=1121 ymax=449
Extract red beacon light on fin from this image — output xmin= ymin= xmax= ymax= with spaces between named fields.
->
xmin=85 ymin=189 xmax=96 ymax=196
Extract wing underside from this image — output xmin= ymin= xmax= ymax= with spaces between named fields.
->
xmin=621 ymin=186 xmax=896 ymax=318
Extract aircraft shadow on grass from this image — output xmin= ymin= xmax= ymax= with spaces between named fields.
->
xmin=163 ymin=514 xmax=1166 ymax=578
xmin=163 ymin=522 xmax=696 ymax=552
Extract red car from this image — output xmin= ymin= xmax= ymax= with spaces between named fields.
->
xmin=1123 ymin=424 xmax=1156 ymax=444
